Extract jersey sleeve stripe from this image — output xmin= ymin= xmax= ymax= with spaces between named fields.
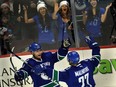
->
xmin=52 ymin=69 xmax=59 ymax=82
xmin=40 ymin=81 xmax=59 ymax=87
xmin=57 ymin=52 xmax=65 ymax=60
xmin=92 ymin=55 xmax=101 ymax=62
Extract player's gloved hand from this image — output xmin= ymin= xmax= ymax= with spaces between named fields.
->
xmin=61 ymin=38 xmax=71 ymax=49
xmin=14 ymin=70 xmax=25 ymax=82
xmin=85 ymin=36 xmax=99 ymax=49
xmin=31 ymin=64 xmax=47 ymax=75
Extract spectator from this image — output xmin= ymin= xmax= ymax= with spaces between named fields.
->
xmin=0 ymin=3 xmax=14 ymax=55
xmin=2 ymin=0 xmax=14 ymax=11
xmin=52 ymin=0 xmax=75 ymax=45
xmin=13 ymin=0 xmax=29 ymax=40
xmin=82 ymin=0 xmax=112 ymax=45
xmin=23 ymin=1 xmax=55 ymax=48
xmin=1 ymin=2 xmax=14 ymax=24
xmin=25 ymin=0 xmax=38 ymax=40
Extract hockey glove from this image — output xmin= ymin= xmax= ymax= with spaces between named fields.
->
xmin=61 ymin=38 xmax=71 ymax=49
xmin=85 ymin=36 xmax=99 ymax=49
xmin=31 ymin=64 xmax=47 ymax=75
xmin=14 ymin=70 xmax=28 ymax=82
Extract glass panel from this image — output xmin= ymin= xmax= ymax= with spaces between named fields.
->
xmin=0 ymin=0 xmax=115 ymax=55
xmin=0 ymin=0 xmax=75 ymax=55
xmin=70 ymin=0 xmax=115 ymax=47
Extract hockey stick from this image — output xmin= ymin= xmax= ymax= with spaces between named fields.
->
xmin=8 ymin=49 xmax=33 ymax=68
xmin=9 ymin=47 xmax=23 ymax=87
xmin=10 ymin=47 xmax=16 ymax=72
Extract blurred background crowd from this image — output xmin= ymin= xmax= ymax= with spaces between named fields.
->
xmin=0 ymin=0 xmax=115 ymax=55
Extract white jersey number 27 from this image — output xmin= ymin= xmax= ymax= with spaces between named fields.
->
xmin=78 ymin=73 xmax=92 ymax=87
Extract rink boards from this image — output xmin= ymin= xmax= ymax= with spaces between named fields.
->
xmin=0 ymin=47 xmax=116 ymax=87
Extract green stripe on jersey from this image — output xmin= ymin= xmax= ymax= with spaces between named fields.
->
xmin=57 ymin=52 xmax=65 ymax=60
xmin=53 ymin=70 xmax=59 ymax=81
xmin=41 ymin=70 xmax=59 ymax=87
xmin=42 ymin=82 xmax=58 ymax=87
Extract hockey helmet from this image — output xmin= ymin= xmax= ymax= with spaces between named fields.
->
xmin=67 ymin=51 xmax=80 ymax=64
xmin=29 ymin=42 xmax=41 ymax=52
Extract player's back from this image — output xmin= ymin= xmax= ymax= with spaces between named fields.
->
xmin=66 ymin=60 xmax=96 ymax=87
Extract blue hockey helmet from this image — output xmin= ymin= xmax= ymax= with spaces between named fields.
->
xmin=67 ymin=51 xmax=80 ymax=64
xmin=29 ymin=42 xmax=41 ymax=52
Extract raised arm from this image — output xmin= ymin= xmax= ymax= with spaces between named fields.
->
xmin=52 ymin=0 xmax=59 ymax=19
xmin=82 ymin=11 xmax=87 ymax=25
xmin=23 ymin=5 xmax=35 ymax=23
xmin=85 ymin=36 xmax=101 ymax=62
xmin=101 ymin=3 xmax=112 ymax=22
xmin=57 ymin=38 xmax=71 ymax=61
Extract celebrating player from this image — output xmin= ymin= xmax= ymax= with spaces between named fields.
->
xmin=14 ymin=39 xmax=71 ymax=87
xmin=36 ymin=36 xmax=101 ymax=87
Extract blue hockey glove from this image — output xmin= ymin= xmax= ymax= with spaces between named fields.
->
xmin=85 ymin=36 xmax=99 ymax=49
xmin=61 ymin=38 xmax=71 ymax=49
xmin=31 ymin=64 xmax=46 ymax=75
xmin=14 ymin=70 xmax=28 ymax=82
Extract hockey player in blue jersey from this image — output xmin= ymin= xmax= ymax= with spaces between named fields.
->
xmin=14 ymin=39 xmax=71 ymax=87
xmin=35 ymin=36 xmax=101 ymax=87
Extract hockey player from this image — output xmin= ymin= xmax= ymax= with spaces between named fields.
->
xmin=14 ymin=39 xmax=71 ymax=87
xmin=35 ymin=36 xmax=101 ymax=87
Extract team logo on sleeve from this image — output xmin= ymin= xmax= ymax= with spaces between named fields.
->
xmin=40 ymin=73 xmax=51 ymax=80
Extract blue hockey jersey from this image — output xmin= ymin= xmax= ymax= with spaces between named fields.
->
xmin=86 ymin=8 xmax=105 ymax=37
xmin=33 ymin=15 xmax=55 ymax=44
xmin=18 ymin=47 xmax=68 ymax=87
xmin=45 ymin=55 xmax=100 ymax=87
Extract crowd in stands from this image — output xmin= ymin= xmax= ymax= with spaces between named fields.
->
xmin=0 ymin=0 xmax=115 ymax=55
